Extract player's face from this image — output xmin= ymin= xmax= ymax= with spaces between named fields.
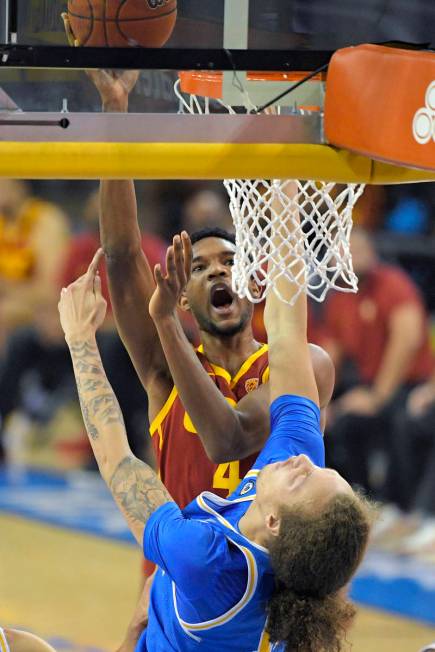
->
xmin=257 ymin=454 xmax=353 ymax=517
xmin=183 ymin=237 xmax=255 ymax=337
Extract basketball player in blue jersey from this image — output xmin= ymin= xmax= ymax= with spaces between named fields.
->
xmin=57 ymin=213 xmax=371 ymax=651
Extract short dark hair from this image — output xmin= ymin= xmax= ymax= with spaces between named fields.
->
xmin=267 ymin=492 xmax=372 ymax=652
xmin=189 ymin=226 xmax=235 ymax=247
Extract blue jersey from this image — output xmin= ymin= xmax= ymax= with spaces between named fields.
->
xmin=138 ymin=395 xmax=324 ymax=651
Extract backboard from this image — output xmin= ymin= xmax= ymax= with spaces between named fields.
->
xmin=0 ymin=1 xmax=435 ymax=181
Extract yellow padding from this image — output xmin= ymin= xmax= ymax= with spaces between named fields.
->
xmin=0 ymin=142 xmax=434 ymax=183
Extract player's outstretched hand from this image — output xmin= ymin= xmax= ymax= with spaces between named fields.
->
xmin=58 ymin=249 xmax=107 ymax=341
xmin=149 ymin=232 xmax=192 ymax=322
xmin=61 ymin=12 xmax=139 ymax=112
xmin=86 ymin=68 xmax=140 ymax=112
xmin=61 ymin=12 xmax=78 ymax=46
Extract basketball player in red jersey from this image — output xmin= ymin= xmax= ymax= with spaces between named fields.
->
xmin=59 ymin=11 xmax=335 ymax=511
xmin=89 ymin=69 xmax=334 ymax=511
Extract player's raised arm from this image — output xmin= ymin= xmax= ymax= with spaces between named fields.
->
xmin=58 ymin=251 xmax=173 ymax=544
xmin=89 ymin=68 xmax=170 ymax=404
xmin=148 ymin=232 xmax=331 ymax=463
xmin=148 ymin=233 xmax=253 ymax=462
xmin=264 ymin=181 xmax=319 ymax=406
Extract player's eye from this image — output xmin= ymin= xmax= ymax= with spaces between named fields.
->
xmin=192 ymin=264 xmax=204 ymax=273
xmin=225 ymin=258 xmax=234 ymax=266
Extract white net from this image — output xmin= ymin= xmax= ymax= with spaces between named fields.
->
xmin=174 ymin=79 xmax=365 ymax=305
xmin=225 ymin=179 xmax=365 ymax=305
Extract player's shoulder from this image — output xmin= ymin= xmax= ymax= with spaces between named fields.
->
xmin=235 ymin=343 xmax=269 ymax=385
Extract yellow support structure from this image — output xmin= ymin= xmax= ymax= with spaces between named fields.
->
xmin=0 ymin=141 xmax=434 ymax=183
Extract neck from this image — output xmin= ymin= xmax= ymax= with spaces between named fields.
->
xmin=238 ymin=499 xmax=270 ymax=549
xmin=199 ymin=327 xmax=261 ymax=377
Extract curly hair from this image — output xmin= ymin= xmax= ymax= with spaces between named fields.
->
xmin=267 ymin=492 xmax=371 ymax=652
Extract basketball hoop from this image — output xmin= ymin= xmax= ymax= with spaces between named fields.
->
xmin=175 ymin=71 xmax=365 ymax=305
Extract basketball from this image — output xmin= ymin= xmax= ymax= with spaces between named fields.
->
xmin=67 ymin=0 xmax=177 ymax=47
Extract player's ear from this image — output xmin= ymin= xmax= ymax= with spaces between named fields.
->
xmin=265 ymin=512 xmax=281 ymax=539
xmin=178 ymin=291 xmax=191 ymax=312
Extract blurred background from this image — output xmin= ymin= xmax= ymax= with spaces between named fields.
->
xmin=1 ymin=1 xmax=435 ymax=650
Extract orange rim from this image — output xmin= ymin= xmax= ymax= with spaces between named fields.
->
xmin=178 ymin=70 xmax=326 ymax=102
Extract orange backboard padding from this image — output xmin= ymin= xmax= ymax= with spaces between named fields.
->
xmin=179 ymin=70 xmax=325 ymax=101
xmin=325 ymin=44 xmax=435 ymax=172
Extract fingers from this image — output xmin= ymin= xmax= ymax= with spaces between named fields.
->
xmin=154 ymin=263 xmax=164 ymax=286
xmin=61 ymin=12 xmax=80 ymax=47
xmin=87 ymin=248 xmax=104 ymax=280
xmin=173 ymin=235 xmax=187 ymax=287
xmin=85 ymin=68 xmax=113 ymax=88
xmin=165 ymin=244 xmax=176 ymax=278
xmin=181 ymin=231 xmax=192 ymax=281
xmin=93 ymin=271 xmax=102 ymax=296
xmin=160 ymin=234 xmax=191 ymax=288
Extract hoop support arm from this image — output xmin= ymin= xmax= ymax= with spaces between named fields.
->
xmin=0 ymin=140 xmax=434 ymax=183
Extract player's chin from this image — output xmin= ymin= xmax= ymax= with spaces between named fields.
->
xmin=211 ymin=316 xmax=245 ymax=336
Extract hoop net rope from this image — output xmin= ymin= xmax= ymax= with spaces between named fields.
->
xmin=174 ymin=79 xmax=365 ymax=305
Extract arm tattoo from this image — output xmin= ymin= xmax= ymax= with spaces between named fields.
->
xmin=110 ymin=456 xmax=173 ymax=526
xmin=68 ymin=339 xmax=173 ymax=538
xmin=69 ymin=339 xmax=125 ymax=441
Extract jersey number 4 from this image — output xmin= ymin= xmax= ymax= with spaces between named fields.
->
xmin=213 ymin=461 xmax=241 ymax=496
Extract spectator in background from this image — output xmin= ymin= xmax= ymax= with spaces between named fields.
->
xmin=182 ymin=188 xmax=233 ymax=233
xmin=0 ymin=294 xmax=76 ymax=465
xmin=60 ymin=189 xmax=167 ymax=463
xmin=321 ymin=227 xmax=434 ymax=499
xmin=375 ymin=374 xmax=435 ymax=559
xmin=0 ymin=179 xmax=70 ymax=352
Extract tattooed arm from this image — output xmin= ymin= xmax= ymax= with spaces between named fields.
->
xmin=59 ymin=251 xmax=173 ymax=545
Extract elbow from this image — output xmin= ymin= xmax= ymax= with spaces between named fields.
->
xmin=204 ymin=436 xmax=243 ymax=464
xmin=203 ymin=422 xmax=247 ymax=464
xmin=206 ymin=446 xmax=234 ymax=465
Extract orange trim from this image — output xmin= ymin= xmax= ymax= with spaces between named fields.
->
xmin=197 ymin=344 xmax=231 ymax=382
xmin=197 ymin=343 xmax=268 ymax=387
xmin=325 ymin=44 xmax=435 ymax=172
xmin=179 ymin=70 xmax=325 ymax=101
xmin=209 ymin=363 xmax=232 ymax=384
xmin=230 ymin=344 xmax=268 ymax=388
xmin=149 ymin=386 xmax=178 ymax=435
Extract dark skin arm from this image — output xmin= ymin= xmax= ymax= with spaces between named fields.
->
xmin=87 ymin=68 xmax=172 ymax=417
xmin=150 ymin=234 xmax=334 ymax=464
xmin=65 ymin=15 xmax=334 ymax=449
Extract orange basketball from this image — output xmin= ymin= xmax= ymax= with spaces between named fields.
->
xmin=67 ymin=0 xmax=177 ymax=47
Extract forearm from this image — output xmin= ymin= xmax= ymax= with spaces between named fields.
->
xmin=153 ymin=314 xmax=244 ymax=461
xmin=264 ymin=186 xmax=317 ymax=404
xmin=99 ymin=178 xmax=165 ymax=379
xmin=67 ymin=334 xmax=132 ymax=478
xmin=67 ymin=334 xmax=172 ymax=543
xmin=100 ymin=180 xmax=143 ymax=257
xmin=99 ymin=90 xmax=142 ymax=257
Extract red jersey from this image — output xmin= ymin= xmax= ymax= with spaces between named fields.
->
xmin=322 ymin=264 xmax=434 ymax=383
xmin=60 ymin=231 xmax=167 ymax=313
xmin=149 ymin=343 xmax=269 ymax=508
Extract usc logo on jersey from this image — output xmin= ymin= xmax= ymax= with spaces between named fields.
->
xmin=245 ymin=378 xmax=259 ymax=393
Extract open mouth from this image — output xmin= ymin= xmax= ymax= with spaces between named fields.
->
xmin=210 ymin=284 xmax=234 ymax=314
